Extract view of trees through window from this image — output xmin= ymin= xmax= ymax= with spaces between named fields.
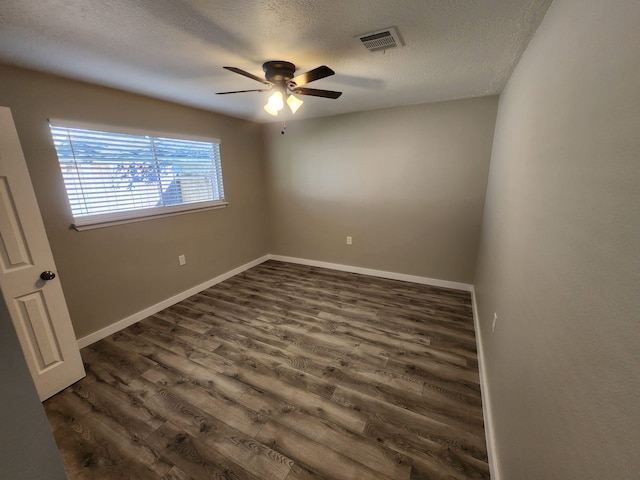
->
xmin=49 ymin=125 xmax=224 ymax=220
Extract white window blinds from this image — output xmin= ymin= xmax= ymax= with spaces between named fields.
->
xmin=49 ymin=122 xmax=226 ymax=230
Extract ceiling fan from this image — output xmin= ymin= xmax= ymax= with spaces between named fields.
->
xmin=217 ymin=61 xmax=342 ymax=116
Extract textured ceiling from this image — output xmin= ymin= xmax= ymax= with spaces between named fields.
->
xmin=0 ymin=0 xmax=552 ymax=122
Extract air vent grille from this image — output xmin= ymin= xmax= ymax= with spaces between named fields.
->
xmin=357 ymin=27 xmax=403 ymax=52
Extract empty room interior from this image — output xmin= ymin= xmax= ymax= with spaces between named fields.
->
xmin=0 ymin=1 xmax=638 ymax=479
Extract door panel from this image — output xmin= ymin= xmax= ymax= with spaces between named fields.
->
xmin=0 ymin=106 xmax=85 ymax=400
xmin=16 ymin=291 xmax=63 ymax=370
xmin=0 ymin=177 xmax=34 ymax=269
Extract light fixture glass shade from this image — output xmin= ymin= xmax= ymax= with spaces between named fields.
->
xmin=267 ymin=91 xmax=284 ymax=109
xmin=264 ymin=103 xmax=279 ymax=116
xmin=287 ymin=94 xmax=304 ymax=114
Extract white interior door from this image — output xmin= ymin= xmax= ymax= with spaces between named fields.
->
xmin=0 ymin=106 xmax=85 ymax=401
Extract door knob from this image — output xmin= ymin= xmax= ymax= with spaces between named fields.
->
xmin=40 ymin=271 xmax=56 ymax=281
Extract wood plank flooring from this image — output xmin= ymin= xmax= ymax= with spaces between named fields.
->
xmin=44 ymin=260 xmax=489 ymax=479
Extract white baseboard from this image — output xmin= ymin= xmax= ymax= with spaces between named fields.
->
xmin=471 ymin=287 xmax=500 ymax=480
xmin=76 ymin=255 xmax=270 ymax=348
xmin=268 ymin=254 xmax=473 ymax=292
xmin=78 ymin=254 xmax=472 ymax=348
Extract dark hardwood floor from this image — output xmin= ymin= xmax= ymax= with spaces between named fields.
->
xmin=44 ymin=260 xmax=489 ymax=479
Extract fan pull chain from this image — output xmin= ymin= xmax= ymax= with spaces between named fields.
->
xmin=281 ymin=107 xmax=287 ymax=134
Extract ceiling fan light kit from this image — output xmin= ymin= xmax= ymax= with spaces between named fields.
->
xmin=218 ymin=60 xmax=342 ymax=119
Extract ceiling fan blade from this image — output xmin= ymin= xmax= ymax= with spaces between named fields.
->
xmin=289 ymin=65 xmax=335 ymax=87
xmin=216 ymin=89 xmax=270 ymax=95
xmin=223 ymin=66 xmax=272 ymax=86
xmin=292 ymin=87 xmax=342 ymax=99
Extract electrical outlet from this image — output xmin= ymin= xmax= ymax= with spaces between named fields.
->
xmin=492 ymin=313 xmax=497 ymax=333
xmin=346 ymin=236 xmax=352 ymax=245
xmin=178 ymin=254 xmax=186 ymax=266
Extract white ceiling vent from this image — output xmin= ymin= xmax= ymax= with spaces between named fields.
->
xmin=356 ymin=27 xmax=403 ymax=52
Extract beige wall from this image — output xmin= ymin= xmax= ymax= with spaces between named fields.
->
xmin=264 ymin=97 xmax=498 ymax=284
xmin=474 ymin=0 xmax=640 ymax=478
xmin=0 ymin=65 xmax=269 ymax=339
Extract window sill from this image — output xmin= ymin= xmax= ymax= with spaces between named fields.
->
xmin=71 ymin=202 xmax=229 ymax=231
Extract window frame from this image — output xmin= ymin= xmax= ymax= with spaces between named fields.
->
xmin=48 ymin=119 xmax=228 ymax=231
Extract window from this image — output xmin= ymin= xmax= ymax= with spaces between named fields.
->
xmin=49 ymin=121 xmax=226 ymax=230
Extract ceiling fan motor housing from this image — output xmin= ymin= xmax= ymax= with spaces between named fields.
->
xmin=263 ymin=61 xmax=296 ymax=87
